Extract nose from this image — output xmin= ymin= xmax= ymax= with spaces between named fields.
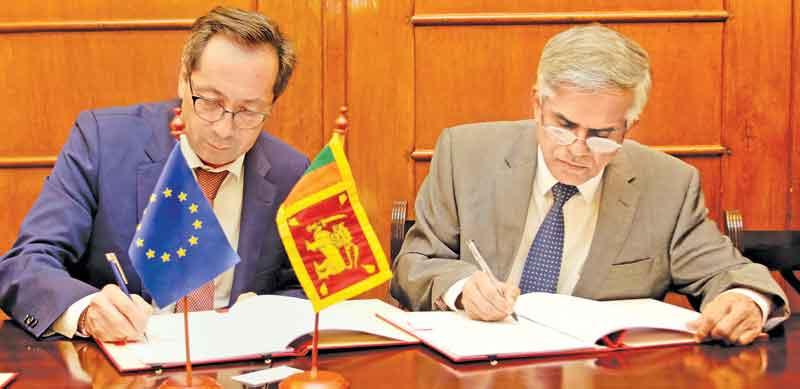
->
xmin=566 ymin=136 xmax=592 ymax=157
xmin=211 ymin=112 xmax=235 ymax=139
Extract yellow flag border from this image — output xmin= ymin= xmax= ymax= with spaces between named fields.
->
xmin=276 ymin=136 xmax=392 ymax=312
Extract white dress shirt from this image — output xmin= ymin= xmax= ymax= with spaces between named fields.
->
xmin=51 ymin=135 xmax=245 ymax=337
xmin=443 ymin=146 xmax=775 ymax=329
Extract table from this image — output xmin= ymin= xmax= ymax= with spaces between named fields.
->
xmin=1 ymin=316 xmax=798 ymax=388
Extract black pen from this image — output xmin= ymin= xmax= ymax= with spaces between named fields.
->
xmin=466 ymin=240 xmax=519 ymax=322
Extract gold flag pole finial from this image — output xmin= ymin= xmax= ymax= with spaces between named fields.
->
xmin=333 ymin=106 xmax=348 ymax=144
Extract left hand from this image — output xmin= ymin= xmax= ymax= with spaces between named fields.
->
xmin=687 ymin=292 xmax=763 ymax=346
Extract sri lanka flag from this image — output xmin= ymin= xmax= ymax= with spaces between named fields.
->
xmin=276 ymin=134 xmax=391 ymax=312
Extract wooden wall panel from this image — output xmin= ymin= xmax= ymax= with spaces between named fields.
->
xmin=414 ymin=22 xmax=723 ymax=151
xmin=347 ymin=0 xmax=416 ymax=298
xmin=0 ymin=31 xmax=185 ymax=157
xmin=791 ymin=0 xmax=800 ymax=230
xmin=615 ymin=23 xmax=723 ymax=146
xmin=0 ymin=0 xmax=251 ymax=22
xmin=789 ymin=0 xmax=800 ymax=314
xmin=721 ymin=0 xmax=792 ymax=229
xmin=415 ymin=0 xmax=722 ymax=13
xmin=0 ymin=170 xmax=51 ymax=252
xmin=259 ymin=0 xmax=325 ymax=158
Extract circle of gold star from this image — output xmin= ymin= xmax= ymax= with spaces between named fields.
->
xmin=135 ymin=186 xmax=206 ymax=263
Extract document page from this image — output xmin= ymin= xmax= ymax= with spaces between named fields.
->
xmin=514 ymin=293 xmax=700 ymax=344
xmin=381 ymin=310 xmax=593 ymax=360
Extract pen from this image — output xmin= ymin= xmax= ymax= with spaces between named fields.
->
xmin=105 ymin=252 xmax=147 ymax=342
xmin=466 ymin=240 xmax=519 ymax=322
xmin=105 ymin=252 xmax=130 ymax=296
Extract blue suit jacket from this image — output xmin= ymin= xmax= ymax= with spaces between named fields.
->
xmin=0 ymin=100 xmax=309 ymax=338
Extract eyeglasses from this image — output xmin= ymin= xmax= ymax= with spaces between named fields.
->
xmin=188 ymin=77 xmax=270 ymax=129
xmin=538 ymin=99 xmax=623 ymax=154
xmin=541 ymin=125 xmax=622 ymax=154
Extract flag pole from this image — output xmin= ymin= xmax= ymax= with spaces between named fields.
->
xmin=311 ymin=312 xmax=320 ymax=377
xmin=158 ymin=300 xmax=221 ymax=388
xmin=183 ymin=296 xmax=193 ymax=385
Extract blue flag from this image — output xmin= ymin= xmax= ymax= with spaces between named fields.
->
xmin=128 ymin=143 xmax=240 ymax=308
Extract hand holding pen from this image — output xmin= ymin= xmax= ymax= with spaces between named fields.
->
xmin=460 ymin=240 xmax=520 ymax=322
xmin=76 ymin=253 xmax=153 ymax=343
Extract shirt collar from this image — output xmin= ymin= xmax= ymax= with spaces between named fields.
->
xmin=534 ymin=145 xmax=603 ymax=204
xmin=179 ymin=134 xmax=244 ymax=179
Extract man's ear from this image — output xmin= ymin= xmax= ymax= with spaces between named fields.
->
xmin=177 ymin=66 xmax=187 ymax=98
xmin=530 ymin=89 xmax=541 ymax=119
xmin=624 ymin=119 xmax=640 ymax=139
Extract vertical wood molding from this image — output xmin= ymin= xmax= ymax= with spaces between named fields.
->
xmin=347 ymin=0 xmax=416 ymax=298
xmin=323 ymin=0 xmax=347 ymax=143
xmin=721 ymin=0 xmax=792 ymax=229
xmin=790 ymin=0 xmax=800 ymax=229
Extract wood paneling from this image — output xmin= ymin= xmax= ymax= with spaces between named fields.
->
xmin=415 ymin=0 xmax=723 ymax=14
xmin=0 ymin=31 xmax=185 ymax=157
xmin=347 ymin=0 xmax=416 ymax=298
xmin=791 ymin=0 xmax=800 ymax=230
xmin=0 ymin=169 xmax=51 ymax=253
xmin=259 ymin=0 xmax=325 ymax=158
xmin=414 ymin=22 xmax=723 ymax=151
xmin=322 ymin=0 xmax=347 ymax=141
xmin=411 ymin=11 xmax=728 ymax=26
xmin=0 ymin=0 xmax=251 ymax=22
xmin=721 ymin=0 xmax=792 ymax=229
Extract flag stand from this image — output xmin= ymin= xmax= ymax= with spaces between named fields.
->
xmin=159 ymin=297 xmax=221 ymax=389
xmin=279 ymin=313 xmax=349 ymax=389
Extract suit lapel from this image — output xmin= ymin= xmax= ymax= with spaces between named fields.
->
xmin=493 ymin=126 xmax=537 ymax=279
xmin=572 ymin=148 xmax=640 ymax=299
xmin=230 ymin=137 xmax=275 ymax=304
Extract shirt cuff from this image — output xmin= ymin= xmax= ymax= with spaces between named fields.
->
xmin=442 ymin=277 xmax=470 ymax=311
xmin=721 ymin=288 xmax=775 ymax=330
xmin=50 ymin=293 xmax=96 ymax=338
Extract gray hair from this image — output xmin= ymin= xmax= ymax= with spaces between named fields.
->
xmin=535 ymin=24 xmax=651 ymax=125
xmin=181 ymin=6 xmax=296 ymax=102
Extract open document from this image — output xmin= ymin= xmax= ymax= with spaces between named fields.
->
xmin=99 ymin=295 xmax=418 ymax=372
xmin=379 ymin=293 xmax=701 ymax=362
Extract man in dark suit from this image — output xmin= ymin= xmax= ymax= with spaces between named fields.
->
xmin=0 ymin=6 xmax=308 ymax=341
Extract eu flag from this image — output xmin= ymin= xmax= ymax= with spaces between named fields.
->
xmin=128 ymin=143 xmax=240 ymax=308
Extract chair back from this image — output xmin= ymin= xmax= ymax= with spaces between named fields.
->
xmin=390 ymin=200 xmax=414 ymax=263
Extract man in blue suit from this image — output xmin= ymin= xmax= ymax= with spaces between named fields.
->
xmin=0 ymin=6 xmax=308 ymax=341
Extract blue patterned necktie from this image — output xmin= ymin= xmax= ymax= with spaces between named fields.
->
xmin=519 ymin=183 xmax=579 ymax=294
